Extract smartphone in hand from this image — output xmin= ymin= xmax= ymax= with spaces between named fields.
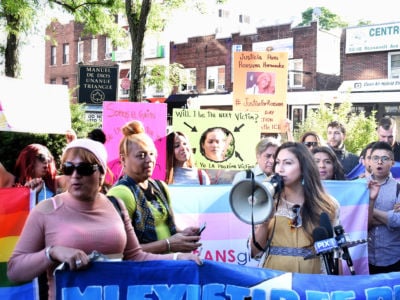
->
xmin=198 ymin=222 xmax=206 ymax=235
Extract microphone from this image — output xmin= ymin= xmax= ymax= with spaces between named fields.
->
xmin=320 ymin=212 xmax=334 ymax=238
xmin=319 ymin=212 xmax=338 ymax=275
xmin=312 ymin=227 xmax=337 ymax=275
xmin=334 ymin=225 xmax=356 ymax=275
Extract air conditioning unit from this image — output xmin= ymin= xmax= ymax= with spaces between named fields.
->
xmin=217 ymin=84 xmax=225 ymax=90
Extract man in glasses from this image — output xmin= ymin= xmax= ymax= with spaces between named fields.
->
xmin=376 ymin=116 xmax=400 ymax=162
xmin=367 ymin=141 xmax=400 ymax=274
xmin=326 ymin=121 xmax=359 ymax=175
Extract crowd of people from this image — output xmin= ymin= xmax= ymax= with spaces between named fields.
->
xmin=2 ymin=115 xmax=400 ymax=298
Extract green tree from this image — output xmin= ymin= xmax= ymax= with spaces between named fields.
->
xmin=144 ymin=62 xmax=184 ymax=93
xmin=125 ymin=0 xmax=226 ymax=102
xmin=299 ymin=7 xmax=348 ymax=30
xmin=1 ymin=0 xmax=124 ymax=78
xmin=294 ymin=98 xmax=377 ymax=154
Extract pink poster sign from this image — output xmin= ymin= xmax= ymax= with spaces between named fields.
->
xmin=102 ymin=101 xmax=167 ymax=183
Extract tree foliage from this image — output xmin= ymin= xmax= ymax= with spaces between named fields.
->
xmin=299 ymin=7 xmax=348 ymax=30
xmin=293 ymin=97 xmax=377 ymax=155
xmin=0 ymin=0 xmax=125 ymax=78
xmin=124 ymin=0 xmax=226 ymax=101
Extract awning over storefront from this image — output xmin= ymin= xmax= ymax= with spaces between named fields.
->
xmin=165 ymin=94 xmax=196 ymax=117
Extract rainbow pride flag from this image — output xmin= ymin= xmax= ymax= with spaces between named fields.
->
xmin=0 ymin=187 xmax=38 ymax=300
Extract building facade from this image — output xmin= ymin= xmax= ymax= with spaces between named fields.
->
xmin=45 ymin=20 xmax=115 ymax=104
xmin=338 ymin=22 xmax=400 ymax=123
xmin=169 ymin=20 xmax=341 ymax=127
xmin=44 ymin=16 xmax=400 ymax=128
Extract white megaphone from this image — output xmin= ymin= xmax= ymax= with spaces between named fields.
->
xmin=229 ymin=174 xmax=283 ymax=224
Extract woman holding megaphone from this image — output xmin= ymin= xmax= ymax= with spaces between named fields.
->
xmin=249 ymin=142 xmax=339 ymax=274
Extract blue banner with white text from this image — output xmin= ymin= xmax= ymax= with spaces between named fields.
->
xmin=55 ymin=260 xmax=400 ymax=300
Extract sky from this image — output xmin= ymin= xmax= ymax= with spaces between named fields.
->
xmin=18 ymin=0 xmax=400 ymax=83
xmin=229 ymin=0 xmax=400 ymax=26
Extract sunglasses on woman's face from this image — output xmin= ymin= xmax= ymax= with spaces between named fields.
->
xmin=62 ymin=162 xmax=100 ymax=176
xmin=37 ymin=153 xmax=52 ymax=164
xmin=303 ymin=142 xmax=318 ymax=148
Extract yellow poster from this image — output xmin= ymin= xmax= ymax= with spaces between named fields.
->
xmin=233 ymin=51 xmax=288 ymax=133
xmin=172 ymin=108 xmax=260 ymax=170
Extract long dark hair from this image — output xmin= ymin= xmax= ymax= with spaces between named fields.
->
xmin=273 ymin=142 xmax=338 ymax=238
xmin=14 ymin=144 xmax=57 ymax=193
xmin=311 ymin=146 xmax=345 ymax=180
xmin=165 ymin=131 xmax=194 ymax=184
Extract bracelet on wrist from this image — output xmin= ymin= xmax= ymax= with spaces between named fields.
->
xmin=165 ymin=239 xmax=171 ymax=252
xmin=45 ymin=246 xmax=56 ymax=262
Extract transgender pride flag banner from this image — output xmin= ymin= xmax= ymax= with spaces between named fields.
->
xmin=0 ymin=187 xmax=38 ymax=300
xmin=169 ymin=179 xmax=370 ymax=275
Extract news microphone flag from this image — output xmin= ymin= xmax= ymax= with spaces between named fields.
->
xmin=314 ymin=237 xmax=338 ymax=254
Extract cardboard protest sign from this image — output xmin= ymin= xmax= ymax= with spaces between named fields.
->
xmin=233 ymin=51 xmax=288 ymax=133
xmin=171 ymin=108 xmax=260 ymax=170
xmin=102 ymin=101 xmax=167 ymax=182
xmin=0 ymin=76 xmax=71 ymax=134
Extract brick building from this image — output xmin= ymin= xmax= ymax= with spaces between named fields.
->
xmin=170 ymin=21 xmax=341 ymax=95
xmin=44 ymin=16 xmax=400 ymax=127
xmin=169 ymin=20 xmax=341 ymax=127
xmin=337 ymin=21 xmax=400 ymax=123
xmin=45 ymin=20 xmax=116 ymax=105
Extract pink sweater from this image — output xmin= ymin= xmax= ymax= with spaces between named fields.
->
xmin=7 ymin=192 xmax=172 ymax=300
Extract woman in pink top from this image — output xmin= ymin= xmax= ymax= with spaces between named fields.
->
xmin=7 ymin=138 xmax=202 ymax=300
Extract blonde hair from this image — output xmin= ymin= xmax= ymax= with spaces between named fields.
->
xmin=119 ymin=120 xmax=157 ymax=157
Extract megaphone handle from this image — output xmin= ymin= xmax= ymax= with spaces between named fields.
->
xmin=251 ymin=214 xmax=276 ymax=253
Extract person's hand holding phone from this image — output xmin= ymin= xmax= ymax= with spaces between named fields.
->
xmin=198 ymin=222 xmax=206 ymax=235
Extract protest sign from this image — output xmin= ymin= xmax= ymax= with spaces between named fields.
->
xmin=233 ymin=51 xmax=288 ymax=133
xmin=0 ymin=76 xmax=71 ymax=134
xmin=172 ymin=108 xmax=260 ymax=170
xmin=102 ymin=101 xmax=167 ymax=181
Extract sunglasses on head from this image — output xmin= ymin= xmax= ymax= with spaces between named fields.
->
xmin=62 ymin=162 xmax=100 ymax=176
xmin=290 ymin=204 xmax=302 ymax=228
xmin=303 ymin=142 xmax=318 ymax=148
xmin=37 ymin=153 xmax=52 ymax=164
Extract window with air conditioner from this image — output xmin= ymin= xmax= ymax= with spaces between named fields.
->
xmin=288 ymin=59 xmax=303 ymax=88
xmin=206 ymin=66 xmax=225 ymax=91
xmin=105 ymin=37 xmax=113 ymax=59
xmin=62 ymin=77 xmax=69 ymax=87
xmin=180 ymin=68 xmax=196 ymax=92
xmin=389 ymin=52 xmax=400 ymax=79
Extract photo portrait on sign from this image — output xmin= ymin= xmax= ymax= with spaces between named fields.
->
xmin=199 ymin=127 xmax=235 ymax=162
xmin=246 ymin=71 xmax=276 ymax=95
